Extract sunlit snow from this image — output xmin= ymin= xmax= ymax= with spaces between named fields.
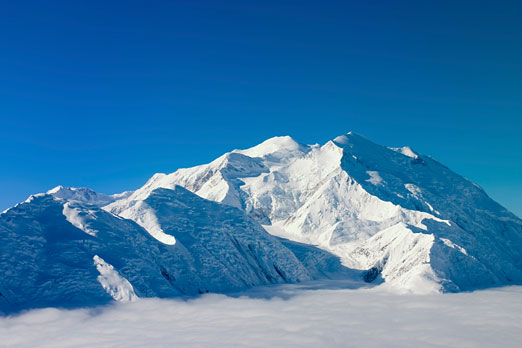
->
xmin=93 ymin=255 xmax=138 ymax=302
xmin=109 ymin=132 xmax=522 ymax=293
xmin=62 ymin=202 xmax=98 ymax=236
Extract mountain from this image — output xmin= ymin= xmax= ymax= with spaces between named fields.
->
xmin=1 ymin=186 xmax=355 ymax=314
xmin=107 ymin=132 xmax=522 ymax=293
xmin=1 ymin=132 xmax=522 ymax=313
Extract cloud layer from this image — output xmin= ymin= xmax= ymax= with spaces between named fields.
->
xmin=1 ymin=285 xmax=522 ymax=347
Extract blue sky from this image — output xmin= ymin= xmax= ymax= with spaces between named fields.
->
xmin=1 ymin=1 xmax=521 ymax=217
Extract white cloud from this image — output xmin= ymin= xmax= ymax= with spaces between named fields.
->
xmin=1 ymin=285 xmax=522 ymax=347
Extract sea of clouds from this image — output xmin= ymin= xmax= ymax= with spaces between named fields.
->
xmin=1 ymin=284 xmax=521 ymax=347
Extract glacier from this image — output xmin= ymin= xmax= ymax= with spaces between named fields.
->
xmin=1 ymin=132 xmax=522 ymax=313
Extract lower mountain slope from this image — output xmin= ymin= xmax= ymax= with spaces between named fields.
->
xmin=0 ymin=187 xmax=357 ymax=314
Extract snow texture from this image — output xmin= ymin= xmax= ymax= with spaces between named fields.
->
xmin=1 ymin=188 xmax=348 ymax=313
xmin=62 ymin=202 xmax=98 ymax=236
xmin=93 ymin=255 xmax=138 ymax=302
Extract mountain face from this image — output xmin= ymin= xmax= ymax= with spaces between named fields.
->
xmin=106 ymin=132 xmax=522 ymax=293
xmin=1 ymin=132 xmax=522 ymax=312
xmin=1 ymin=187 xmax=353 ymax=314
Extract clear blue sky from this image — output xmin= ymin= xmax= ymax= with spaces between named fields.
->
xmin=1 ymin=1 xmax=521 ymax=217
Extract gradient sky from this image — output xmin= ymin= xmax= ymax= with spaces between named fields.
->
xmin=1 ymin=1 xmax=521 ymax=217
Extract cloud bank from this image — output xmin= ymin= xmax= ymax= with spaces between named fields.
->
xmin=1 ymin=285 xmax=521 ymax=347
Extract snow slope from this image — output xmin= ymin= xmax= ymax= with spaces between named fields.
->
xmin=107 ymin=132 xmax=522 ymax=293
xmin=1 ymin=187 xmax=354 ymax=313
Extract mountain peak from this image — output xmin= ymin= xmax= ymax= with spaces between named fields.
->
xmin=332 ymin=131 xmax=369 ymax=145
xmin=389 ymin=146 xmax=419 ymax=159
xmin=235 ymin=135 xmax=306 ymax=159
xmin=47 ymin=185 xmax=65 ymax=194
xmin=47 ymin=186 xmax=115 ymax=206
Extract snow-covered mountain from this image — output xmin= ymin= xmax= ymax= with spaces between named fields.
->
xmin=1 ymin=132 xmax=522 ymax=312
xmin=107 ymin=132 xmax=522 ymax=293
xmin=1 ymin=186 xmax=355 ymax=313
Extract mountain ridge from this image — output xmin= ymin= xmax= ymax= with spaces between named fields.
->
xmin=104 ymin=132 xmax=522 ymax=293
xmin=2 ymin=132 xmax=522 ymax=313
xmin=2 ymin=185 xmax=356 ymax=314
